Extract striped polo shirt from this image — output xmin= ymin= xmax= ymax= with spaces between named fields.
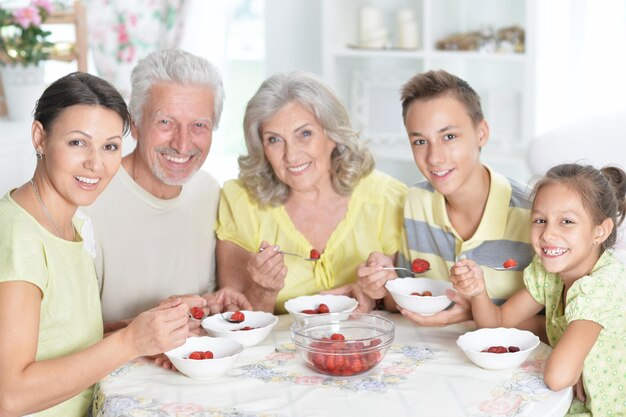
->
xmin=398 ymin=166 xmax=534 ymax=304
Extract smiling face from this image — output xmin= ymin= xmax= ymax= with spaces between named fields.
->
xmin=131 ymin=82 xmax=214 ymax=195
xmin=35 ymin=104 xmax=124 ymax=207
xmin=531 ymin=182 xmax=610 ymax=282
xmin=261 ymin=101 xmax=337 ymax=193
xmin=404 ymin=94 xmax=489 ymax=199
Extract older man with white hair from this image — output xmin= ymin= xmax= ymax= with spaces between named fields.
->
xmin=84 ymin=49 xmax=249 ymax=335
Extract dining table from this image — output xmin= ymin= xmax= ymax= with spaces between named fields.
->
xmin=91 ymin=312 xmax=573 ymax=417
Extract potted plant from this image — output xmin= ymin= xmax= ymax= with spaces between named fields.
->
xmin=0 ymin=0 xmax=54 ymax=120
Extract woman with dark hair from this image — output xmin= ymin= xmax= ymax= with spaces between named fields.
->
xmin=216 ymin=71 xmax=407 ymax=313
xmin=0 ymin=72 xmax=189 ymax=416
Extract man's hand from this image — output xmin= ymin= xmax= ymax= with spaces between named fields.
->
xmin=203 ymin=287 xmax=253 ymax=315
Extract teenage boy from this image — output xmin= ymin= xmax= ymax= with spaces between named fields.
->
xmin=358 ymin=70 xmax=540 ymax=331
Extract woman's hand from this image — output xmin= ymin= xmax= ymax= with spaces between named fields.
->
xmin=122 ymin=298 xmax=189 ymax=358
xmin=159 ymin=294 xmax=207 ymax=336
xmin=356 ymin=252 xmax=397 ymax=300
xmin=449 ymin=259 xmax=487 ymax=298
xmin=399 ymin=289 xmax=472 ymax=326
xmin=246 ymin=241 xmax=288 ymax=293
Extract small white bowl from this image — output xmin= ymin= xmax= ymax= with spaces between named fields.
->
xmin=201 ymin=310 xmax=278 ymax=347
xmin=385 ymin=277 xmax=453 ymax=315
xmin=165 ymin=336 xmax=244 ymax=379
xmin=456 ymin=327 xmax=540 ymax=370
xmin=284 ymin=294 xmax=358 ymax=321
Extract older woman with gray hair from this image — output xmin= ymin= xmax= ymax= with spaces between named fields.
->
xmin=216 ymin=71 xmax=407 ymax=313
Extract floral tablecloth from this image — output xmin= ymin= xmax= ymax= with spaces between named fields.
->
xmin=92 ymin=313 xmax=573 ymax=417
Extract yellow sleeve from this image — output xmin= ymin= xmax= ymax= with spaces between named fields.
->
xmin=377 ymin=174 xmax=407 ymax=256
xmin=215 ymin=180 xmax=260 ymax=253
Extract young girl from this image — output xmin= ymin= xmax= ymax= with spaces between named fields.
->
xmin=451 ymin=163 xmax=626 ymax=416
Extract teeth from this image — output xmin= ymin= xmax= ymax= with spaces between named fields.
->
xmin=164 ymin=154 xmax=191 ymax=164
xmin=543 ymin=248 xmax=568 ymax=256
xmin=75 ymin=176 xmax=100 ymax=184
xmin=287 ymin=163 xmax=310 ymax=173
xmin=431 ymin=169 xmax=451 ymax=177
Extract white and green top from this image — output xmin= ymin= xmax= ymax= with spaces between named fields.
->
xmin=524 ymin=251 xmax=626 ymax=416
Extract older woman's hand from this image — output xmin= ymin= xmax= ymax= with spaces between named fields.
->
xmin=356 ymin=252 xmax=397 ymax=300
xmin=246 ymin=241 xmax=288 ymax=293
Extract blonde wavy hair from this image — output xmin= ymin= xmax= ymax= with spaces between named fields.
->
xmin=239 ymin=71 xmax=374 ymax=207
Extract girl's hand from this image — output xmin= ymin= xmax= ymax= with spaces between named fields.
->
xmin=356 ymin=252 xmax=397 ymax=299
xmin=574 ymin=375 xmax=586 ymax=402
xmin=123 ymin=298 xmax=189 ymax=358
xmin=246 ymin=241 xmax=287 ymax=293
xmin=449 ymin=259 xmax=487 ymax=298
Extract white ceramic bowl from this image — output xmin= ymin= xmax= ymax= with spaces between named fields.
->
xmin=385 ymin=277 xmax=453 ymax=315
xmin=284 ymin=294 xmax=358 ymax=321
xmin=201 ymin=310 xmax=278 ymax=347
xmin=456 ymin=327 xmax=540 ymax=370
xmin=165 ymin=336 xmax=244 ymax=379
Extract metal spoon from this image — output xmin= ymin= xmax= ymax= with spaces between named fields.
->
xmin=382 ymin=266 xmax=430 ymax=275
xmin=221 ymin=311 xmax=245 ymax=324
xmin=259 ymin=247 xmax=318 ymax=262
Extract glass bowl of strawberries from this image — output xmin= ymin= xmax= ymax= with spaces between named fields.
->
xmin=291 ymin=313 xmax=394 ymax=376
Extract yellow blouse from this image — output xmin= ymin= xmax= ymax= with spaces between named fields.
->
xmin=216 ymin=170 xmax=407 ymax=313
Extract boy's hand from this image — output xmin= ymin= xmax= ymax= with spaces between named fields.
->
xmin=449 ymin=259 xmax=487 ymax=298
xmin=399 ymin=289 xmax=472 ymax=326
xmin=356 ymin=252 xmax=397 ymax=300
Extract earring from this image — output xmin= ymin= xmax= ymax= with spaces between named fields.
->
xmin=36 ymin=152 xmax=43 ymax=160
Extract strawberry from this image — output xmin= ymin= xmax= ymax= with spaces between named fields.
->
xmin=317 ymin=303 xmax=330 ymax=314
xmin=411 ymin=258 xmax=430 ymax=273
xmin=202 ymin=351 xmax=214 ymax=359
xmin=300 ymin=309 xmax=318 ymax=314
xmin=411 ymin=291 xmax=422 ymax=296
xmin=503 ymin=258 xmax=518 ymax=269
xmin=330 ymin=333 xmax=345 ymax=341
xmin=421 ymin=290 xmax=432 ymax=297
xmin=508 ymin=346 xmax=520 ymax=353
xmin=188 ymin=351 xmax=203 ymax=360
xmin=190 ymin=307 xmax=205 ymax=320
xmin=230 ymin=311 xmax=245 ymax=323
xmin=309 ymin=248 xmax=321 ymax=260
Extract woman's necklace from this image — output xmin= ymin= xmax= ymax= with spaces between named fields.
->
xmin=30 ymin=178 xmax=74 ymax=240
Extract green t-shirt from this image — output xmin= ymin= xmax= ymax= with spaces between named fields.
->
xmin=524 ymin=251 xmax=626 ymax=416
xmin=0 ymin=192 xmax=103 ymax=417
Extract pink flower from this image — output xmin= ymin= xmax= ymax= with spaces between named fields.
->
xmin=117 ymin=24 xmax=129 ymax=44
xmin=296 ymin=375 xmax=325 ymax=385
xmin=479 ymin=395 xmax=523 ymax=415
xmin=32 ymin=0 xmax=53 ymax=14
xmin=12 ymin=6 xmax=41 ymax=29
